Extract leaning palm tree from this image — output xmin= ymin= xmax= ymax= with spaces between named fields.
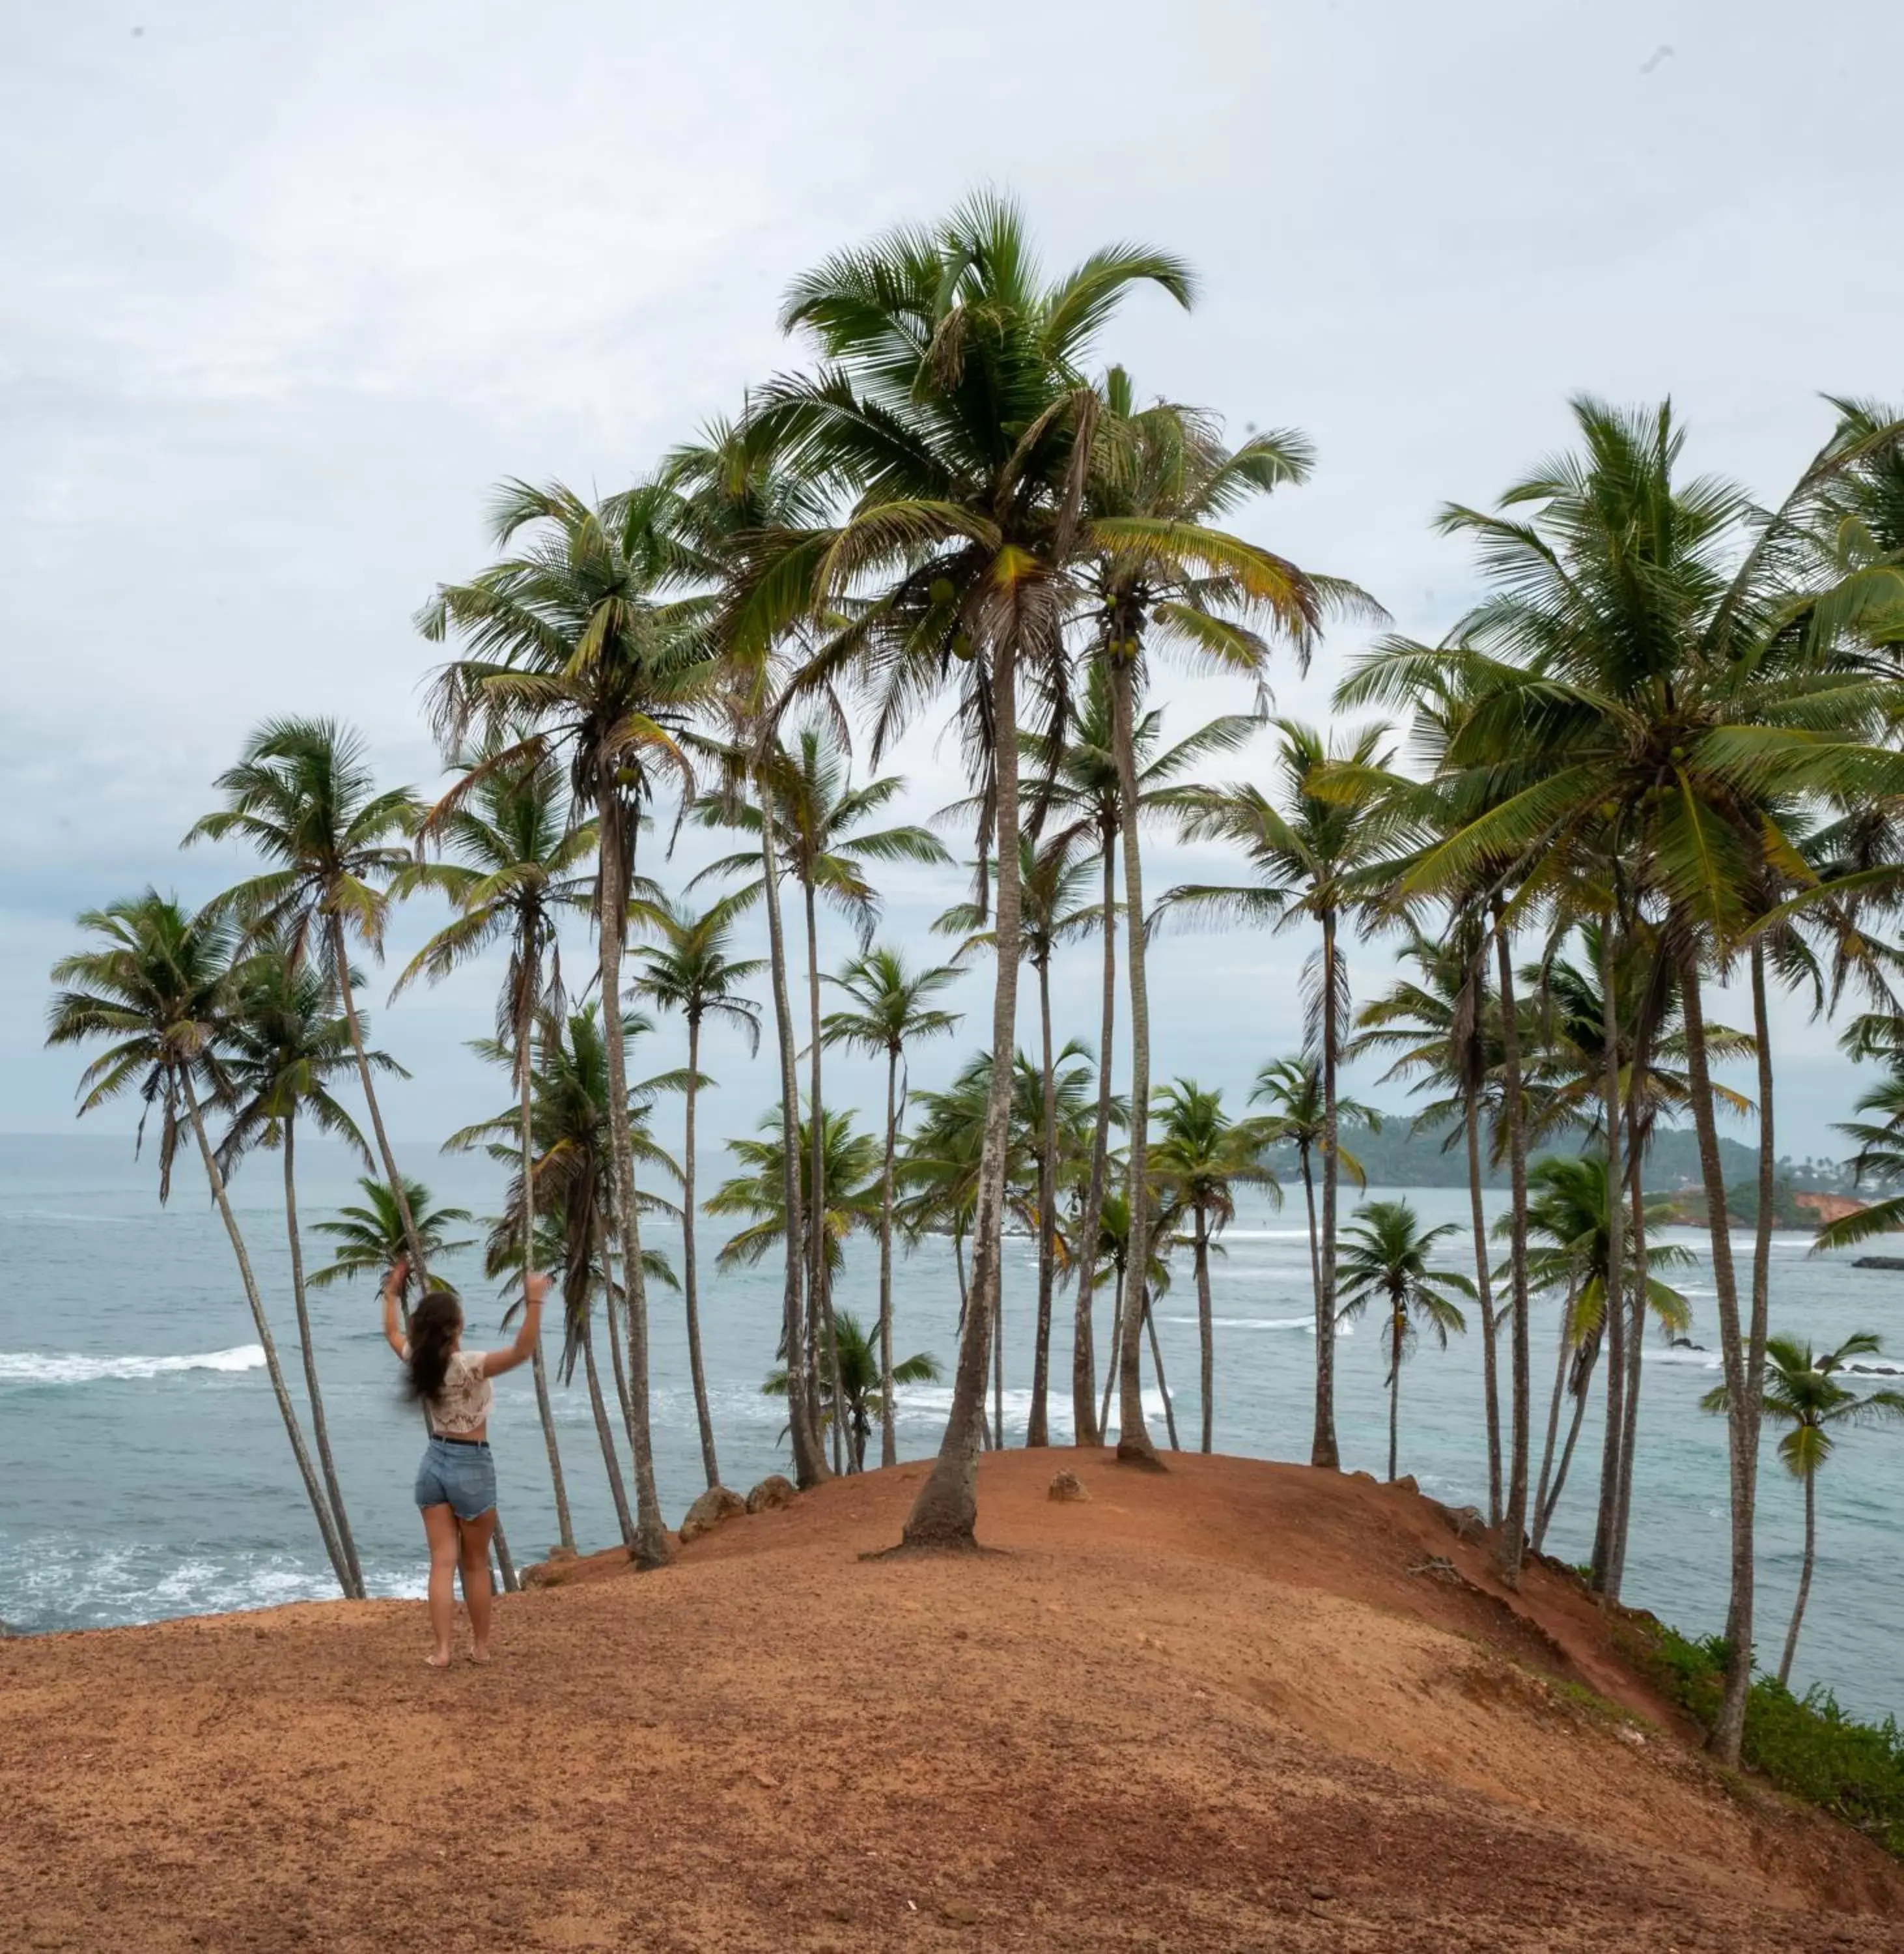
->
xmin=628 ymin=888 xmax=766 ymax=1490
xmin=1335 ymin=1200 xmax=1473 ymax=1484
xmin=1080 ymin=376 xmax=1367 ymax=1470
xmin=1020 ymin=664 xmax=1259 ymax=1445
xmin=395 ymin=742 xmax=596 ymax=1552
xmin=421 ymin=479 xmax=720 ymax=1568
xmin=692 ymin=720 xmax=949 ymax=1473
xmin=933 ymin=833 xmax=1095 ymax=1447
xmin=763 ymin=1310 xmax=944 ymax=1473
xmin=216 ymin=946 xmax=399 ymax=1598
xmin=820 ymin=947 xmax=962 ymax=1466
xmin=45 ymin=893 xmax=351 ymax=1593
xmin=749 ymin=191 xmax=1195 ymax=1548
xmin=1146 ymin=1080 xmax=1278 ymax=1453
xmin=1702 ymin=1333 xmax=1904 ymax=1688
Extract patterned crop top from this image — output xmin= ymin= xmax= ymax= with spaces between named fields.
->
xmin=428 ymin=1350 xmax=494 ymax=1437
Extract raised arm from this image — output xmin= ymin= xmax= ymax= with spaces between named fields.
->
xmin=480 ymin=1270 xmax=550 ymax=1379
xmin=381 ymin=1258 xmax=410 ymax=1359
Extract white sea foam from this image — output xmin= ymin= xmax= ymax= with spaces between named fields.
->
xmin=1160 ymin=1313 xmax=1349 ymax=1335
xmin=0 ymin=1344 xmax=265 ymax=1385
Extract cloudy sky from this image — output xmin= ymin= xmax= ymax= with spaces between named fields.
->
xmin=5 ymin=0 xmax=1898 ymax=1161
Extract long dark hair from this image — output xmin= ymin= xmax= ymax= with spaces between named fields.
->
xmin=404 ymin=1291 xmax=462 ymax=1403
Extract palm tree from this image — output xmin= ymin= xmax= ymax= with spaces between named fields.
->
xmin=693 ymin=720 xmax=949 ymax=1473
xmin=1336 ymin=1200 xmax=1473 ymax=1484
xmin=1702 ymin=1333 xmax=1904 ymax=1688
xmin=395 ymin=742 xmax=596 ymax=1552
xmin=1336 ymin=396 xmax=1904 ymax=1755
xmin=422 ymin=479 xmax=719 ymax=1569
xmin=1147 ymin=1080 xmax=1278 ymax=1453
xmin=449 ymin=1004 xmax=684 ymax=1551
xmin=1088 ymin=1187 xmax=1181 ymax=1449
xmin=1022 ymin=665 xmax=1259 ymax=1446
xmin=45 ymin=893 xmax=352 ymax=1593
xmin=934 ymin=833 xmax=1095 ymax=1447
xmin=628 ymin=890 xmax=765 ymax=1490
xmin=1250 ymin=1058 xmax=1380 ymax=1359
xmin=708 ymin=1106 xmax=882 ymax=1461
xmin=1080 ymin=378 xmax=1365 ymax=1471
xmin=764 ymin=1310 xmax=944 ymax=1473
xmin=308 ymin=1177 xmax=476 ymax=1296
xmin=820 ymin=947 xmax=961 ymax=1467
xmin=751 ymin=191 xmax=1194 ymax=1548
xmin=216 ymin=947 xmax=399 ymax=1598
xmin=1814 ymin=1065 xmax=1904 ymax=1250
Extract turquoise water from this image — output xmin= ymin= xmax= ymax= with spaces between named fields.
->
xmin=3 ymin=1132 xmax=1900 ymax=1719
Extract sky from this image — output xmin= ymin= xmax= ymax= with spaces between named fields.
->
xmin=4 ymin=0 xmax=1899 ymax=1165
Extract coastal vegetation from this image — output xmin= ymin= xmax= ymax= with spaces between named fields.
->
xmin=41 ymin=192 xmax=1904 ymax=1779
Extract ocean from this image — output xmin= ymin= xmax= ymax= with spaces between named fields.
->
xmin=3 ymin=1131 xmax=1901 ymax=1721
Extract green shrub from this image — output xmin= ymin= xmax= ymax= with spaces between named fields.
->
xmin=1625 ymin=1621 xmax=1904 ymax=1858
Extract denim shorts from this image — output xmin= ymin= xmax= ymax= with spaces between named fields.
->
xmin=414 ymin=1435 xmax=497 ymax=1521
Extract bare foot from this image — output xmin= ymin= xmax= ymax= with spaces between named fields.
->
xmin=468 ymin=1649 xmax=492 ymax=1666
xmin=425 ymin=1652 xmax=453 ymax=1669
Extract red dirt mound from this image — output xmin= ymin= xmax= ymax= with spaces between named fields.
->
xmin=2 ymin=1451 xmax=1896 ymax=1951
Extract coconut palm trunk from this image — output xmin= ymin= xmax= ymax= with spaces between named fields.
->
xmin=1608 ymin=1148 xmax=1650 ymax=1590
xmin=1028 ymin=950 xmax=1059 ymax=1447
xmin=877 ymin=1047 xmax=901 ymax=1467
xmin=1141 ymin=1285 xmax=1179 ymax=1450
xmin=181 ymin=1075 xmax=350 ymax=1594
xmin=1315 ymin=913 xmax=1343 ymax=1471
xmin=1194 ymin=1204 xmax=1215 ymax=1453
xmin=1463 ymin=1075 xmax=1504 ymax=1525
xmin=1099 ymin=1255 xmax=1124 ymax=1443
xmin=803 ymin=884 xmax=848 ymax=1474
xmin=1110 ymin=657 xmax=1161 ymax=1469
xmin=1535 ymin=1336 xmax=1599 ymax=1551
xmin=1071 ymin=834 xmax=1116 ymax=1448
xmin=682 ymin=1013 xmax=720 ymax=1489
xmin=1591 ymin=921 xmax=1629 ymax=1594
xmin=1675 ymin=941 xmax=1753 ymax=1766
xmin=1533 ymin=1285 xmax=1575 ymax=1540
xmin=1492 ymin=914 xmax=1532 ymax=1579
xmin=1779 ymin=1468 xmax=1816 ymax=1690
xmin=1388 ymin=1305 xmax=1405 ymax=1483
xmin=1298 ymin=1142 xmax=1322 ymax=1331
xmin=1743 ymin=940 xmax=1778 ymax=1543
xmin=594 ymin=787 xmax=671 ymax=1568
xmin=281 ymin=1117 xmax=365 ymax=1596
xmin=519 ymin=998 xmax=575 ymax=1554
xmin=760 ymin=782 xmax=828 ymax=1488
xmin=903 ymin=636 xmax=1022 ymax=1548
xmin=580 ymin=1313 xmax=637 ymax=1549
xmin=993 ymin=1275 xmax=1006 ymax=1449
xmin=328 ymin=912 xmax=518 ymax=1592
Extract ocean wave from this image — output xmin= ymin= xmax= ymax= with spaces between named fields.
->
xmin=0 ymin=1344 xmax=266 ymax=1385
xmin=1160 ymin=1314 xmax=1348 ymax=1335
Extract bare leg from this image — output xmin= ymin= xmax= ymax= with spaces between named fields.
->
xmin=421 ymin=1503 xmax=459 ymax=1667
xmin=458 ymin=1509 xmax=496 ymax=1662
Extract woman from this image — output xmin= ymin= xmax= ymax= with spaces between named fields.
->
xmin=381 ymin=1256 xmax=550 ymax=1666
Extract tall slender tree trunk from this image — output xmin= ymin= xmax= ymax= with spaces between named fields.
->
xmin=328 ymin=914 xmax=517 ymax=1592
xmin=1142 ymin=1286 xmax=1179 ymax=1450
xmin=180 ymin=1077 xmax=350 ymax=1594
xmin=682 ymin=1015 xmax=720 ymax=1489
xmin=1535 ymin=1337 xmax=1599 ymax=1552
xmin=1299 ymin=1147 xmax=1322 ymax=1332
xmin=1071 ymin=832 xmax=1116 ymax=1447
xmin=1591 ymin=920 xmax=1629 ymax=1594
xmin=992 ymin=1266 xmax=1005 ymax=1450
xmin=1492 ymin=909 xmax=1532 ymax=1580
xmin=1028 ymin=953 xmax=1058 ymax=1447
xmin=903 ymin=634 xmax=1022 ymax=1548
xmin=878 ymin=1046 xmax=900 ymax=1468
xmin=759 ymin=786 xmax=826 ymax=1488
xmin=580 ymin=1312 xmax=636 ymax=1550
xmin=281 ymin=1120 xmax=364 ymax=1596
xmin=1610 ymin=1147 xmax=1649 ymax=1589
xmin=1194 ymin=1208 xmax=1215 ymax=1453
xmin=804 ymin=884 xmax=847 ymax=1475
xmin=519 ymin=995 xmax=575 ymax=1555
xmin=1388 ymin=1308 xmax=1403 ymax=1484
xmin=1779 ymin=1470 xmax=1815 ymax=1690
xmin=1533 ymin=1283 xmax=1574 ymax=1544
xmin=1463 ymin=1079 xmax=1504 ymax=1526
xmin=1110 ymin=657 xmax=1161 ymax=1469
xmin=593 ymin=789 xmax=670 ymax=1567
xmin=1676 ymin=941 xmax=1752 ymax=1766
xmin=1099 ymin=1256 xmax=1124 ymax=1443
xmin=1743 ymin=941 xmax=1777 ymax=1575
xmin=1314 ymin=914 xmax=1343 ymax=1471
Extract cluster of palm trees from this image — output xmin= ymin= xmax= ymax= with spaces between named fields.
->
xmin=43 ymin=194 xmax=1904 ymax=1770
